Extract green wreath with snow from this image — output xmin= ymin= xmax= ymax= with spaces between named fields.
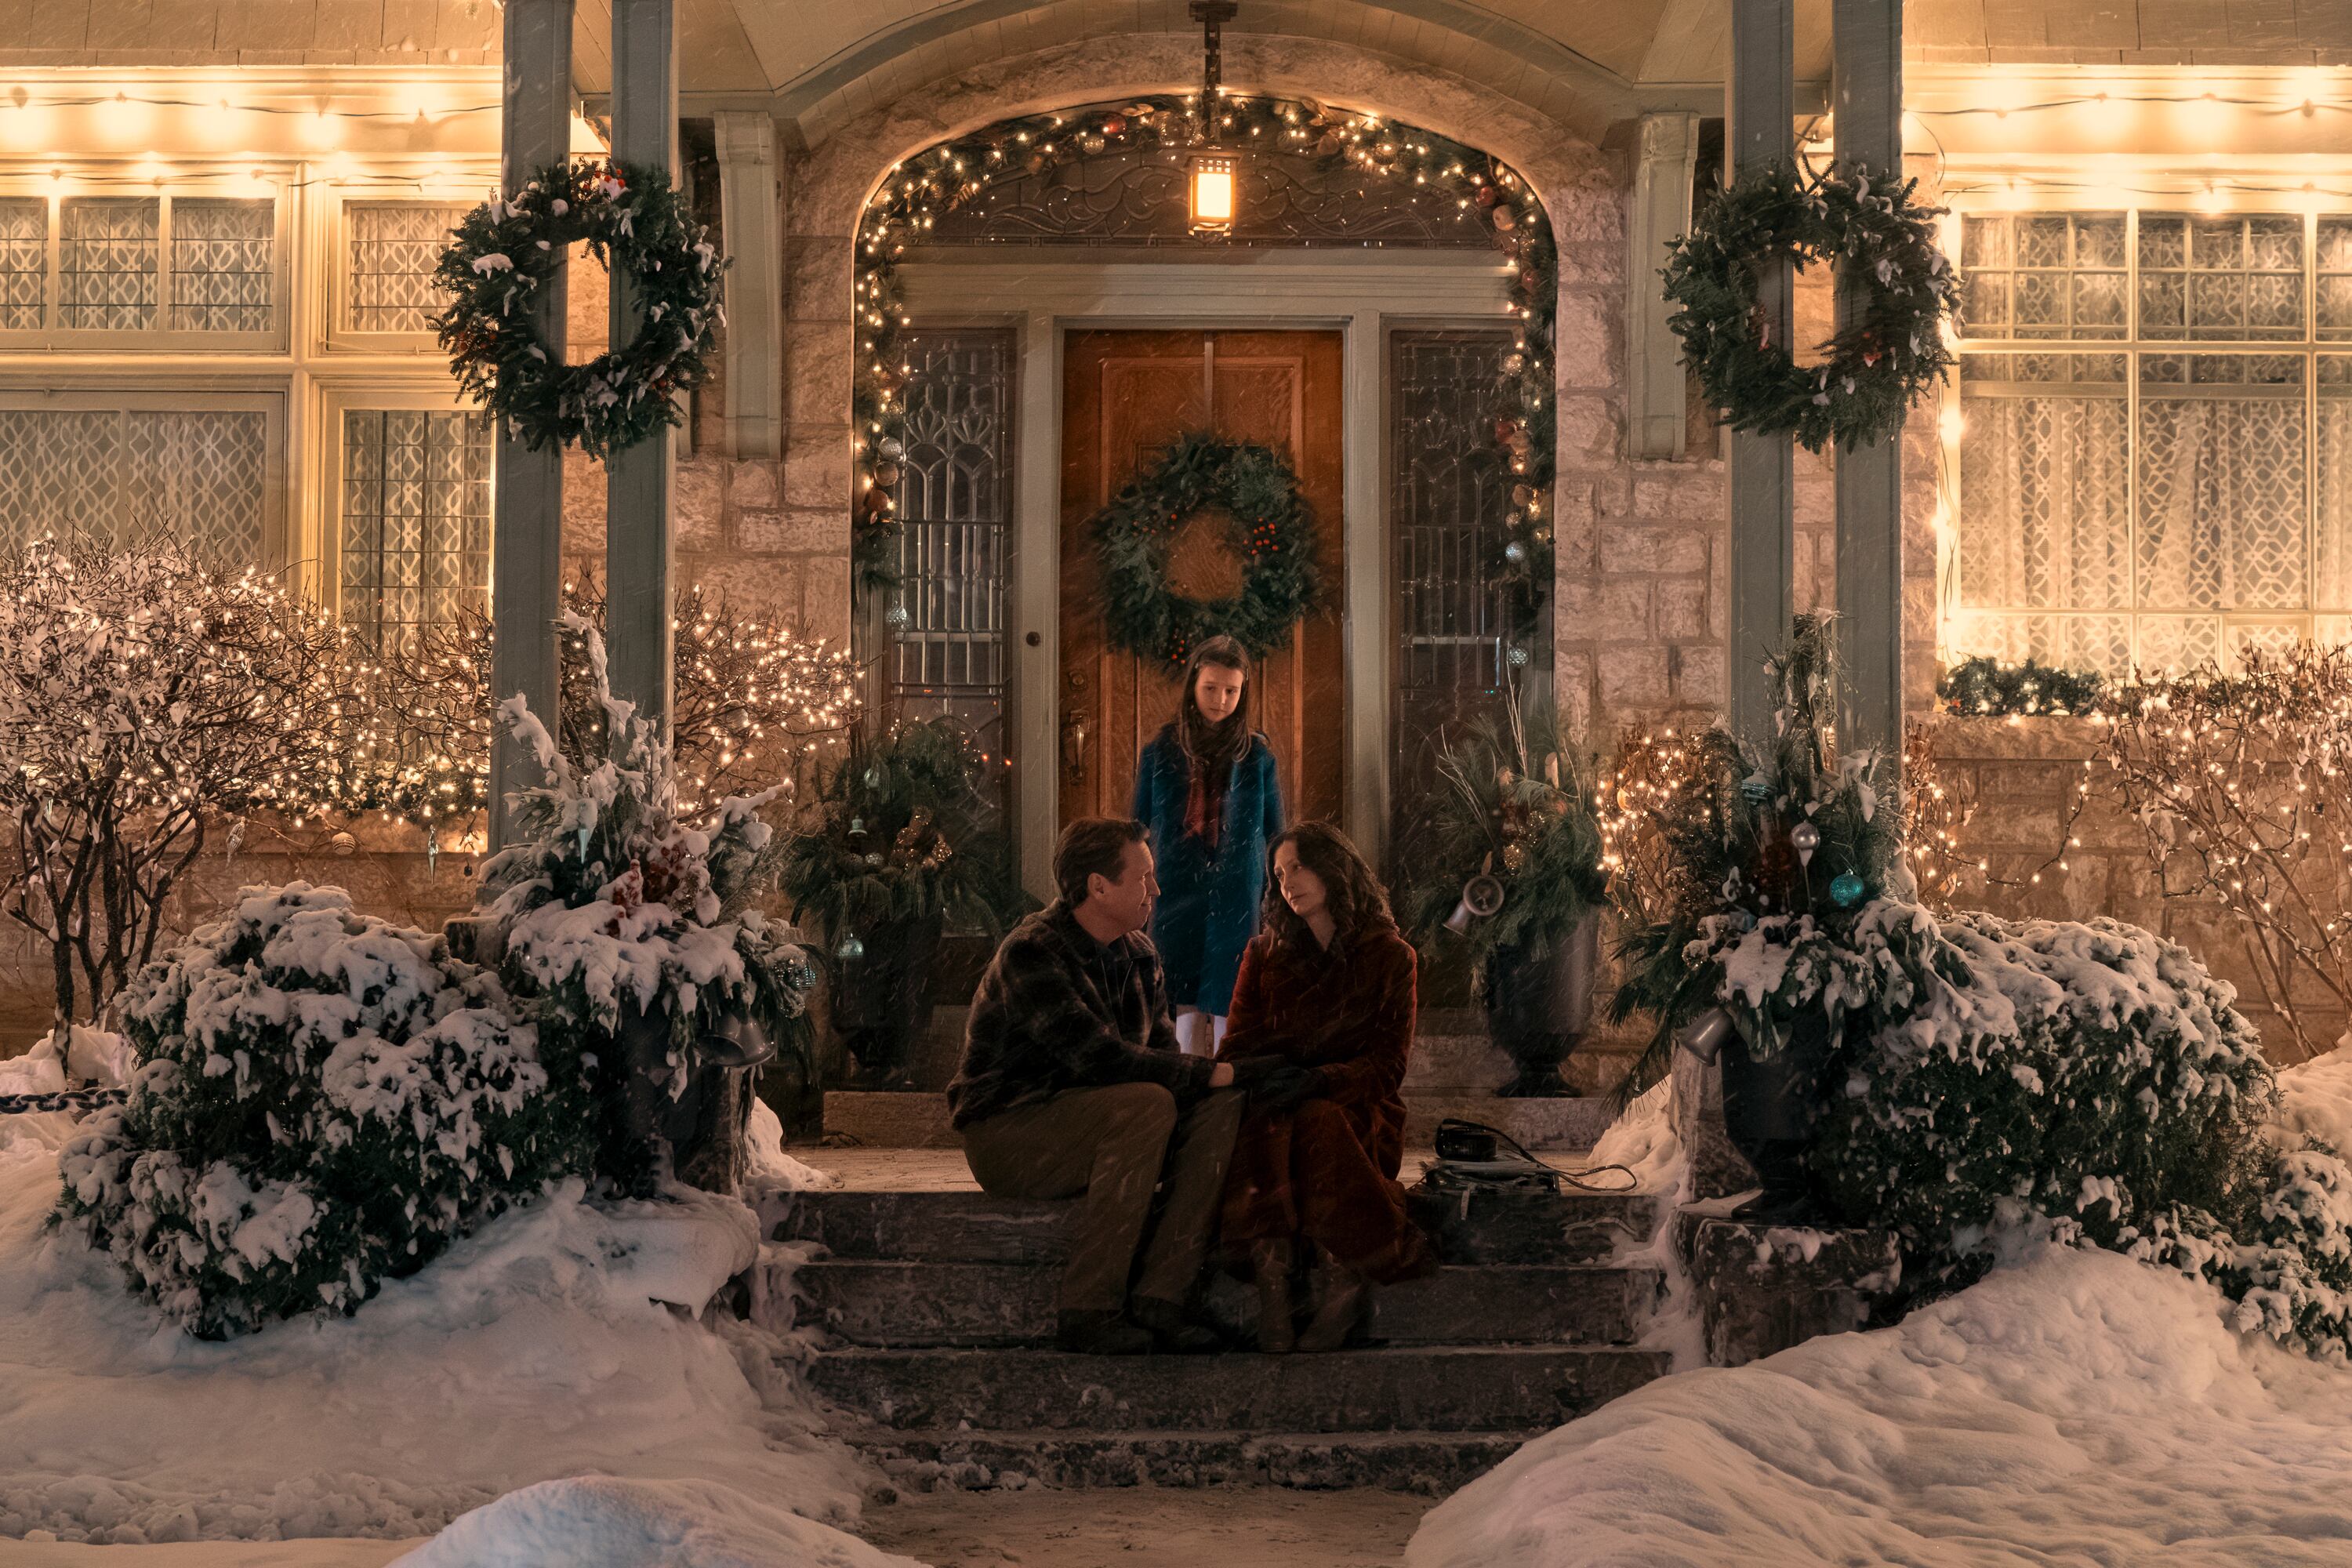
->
xmin=435 ymin=158 xmax=725 ymax=459
xmin=1663 ymin=161 xmax=1958 ymax=452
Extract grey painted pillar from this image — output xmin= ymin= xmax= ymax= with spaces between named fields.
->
xmin=1628 ymin=111 xmax=1699 ymax=462
xmin=607 ymin=0 xmax=678 ymax=742
xmin=1726 ymin=0 xmax=1795 ymax=742
xmin=490 ymin=0 xmax=573 ymax=849
xmin=1833 ymin=0 xmax=1904 ymax=764
xmin=713 ymin=112 xmax=782 ymax=459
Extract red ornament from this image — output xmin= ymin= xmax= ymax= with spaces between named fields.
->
xmin=1103 ymin=113 xmax=1127 ymax=136
xmin=1475 ymin=184 xmax=1501 ymax=209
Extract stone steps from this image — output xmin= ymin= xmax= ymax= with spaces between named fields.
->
xmin=768 ymin=1179 xmax=1671 ymax=1492
xmin=820 ymin=1089 xmax=1623 ymax=1151
xmin=804 ymin=1344 xmax=1669 ymax=1434
xmin=839 ymin=1427 xmax=1537 ymax=1494
xmin=784 ymin=1257 xmax=1659 ymax=1348
xmin=773 ymin=1186 xmax=1659 ymax=1266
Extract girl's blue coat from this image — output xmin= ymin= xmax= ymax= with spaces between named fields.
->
xmin=1131 ymin=725 xmax=1284 ymax=1016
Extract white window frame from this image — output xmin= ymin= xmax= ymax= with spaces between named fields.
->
xmin=307 ymin=380 xmax=492 ymax=628
xmin=1941 ymin=187 xmax=2352 ymax=672
xmin=0 ymin=175 xmax=292 ymax=353
xmin=312 ymin=176 xmax=494 ymax=357
xmin=0 ymin=384 xmax=289 ymax=566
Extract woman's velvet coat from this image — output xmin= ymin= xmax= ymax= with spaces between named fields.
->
xmin=1216 ymin=927 xmax=1436 ymax=1283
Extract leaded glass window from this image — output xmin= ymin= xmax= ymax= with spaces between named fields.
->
xmin=8 ymin=194 xmax=281 ymax=337
xmin=0 ymin=200 xmax=44 ymax=329
xmin=60 ymin=199 xmax=157 ymax=330
xmin=1392 ymin=329 xmax=1518 ymax=852
xmin=889 ymin=329 xmax=1012 ymax=839
xmin=0 ymin=403 xmax=268 ymax=568
xmin=339 ymin=409 xmax=493 ymax=655
xmin=1953 ymin=210 xmax=2352 ymax=672
xmin=346 ymin=203 xmax=467 ymax=333
xmin=170 ymin=199 xmax=274 ymax=332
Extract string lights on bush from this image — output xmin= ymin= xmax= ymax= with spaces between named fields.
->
xmin=850 ymin=92 xmax=1559 ymax=627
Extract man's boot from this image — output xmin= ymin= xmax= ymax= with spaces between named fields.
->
xmin=1055 ymin=1308 xmax=1155 ymax=1356
xmin=1252 ymin=1239 xmax=1296 ymax=1354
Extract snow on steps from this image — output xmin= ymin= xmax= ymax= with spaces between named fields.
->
xmin=760 ymin=1181 xmax=1670 ymax=1492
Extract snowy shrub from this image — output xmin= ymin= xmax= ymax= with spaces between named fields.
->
xmin=483 ymin=626 xmax=813 ymax=1196
xmin=53 ymin=884 xmax=595 ymax=1338
xmin=1718 ymin=900 xmax=2352 ymax=1356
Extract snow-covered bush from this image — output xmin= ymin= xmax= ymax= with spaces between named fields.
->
xmin=1607 ymin=619 xmax=2352 ymax=1356
xmin=483 ymin=626 xmax=813 ymax=1196
xmin=53 ymin=884 xmax=595 ymax=1338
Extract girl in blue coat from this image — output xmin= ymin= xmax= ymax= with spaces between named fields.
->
xmin=1133 ymin=634 xmax=1285 ymax=1056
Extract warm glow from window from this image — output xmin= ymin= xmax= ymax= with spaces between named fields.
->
xmin=1189 ymin=154 xmax=1235 ymax=232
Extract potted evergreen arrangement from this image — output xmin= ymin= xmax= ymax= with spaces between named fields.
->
xmin=780 ymin=717 xmax=1012 ymax=1087
xmin=1404 ymin=695 xmax=1608 ymax=1097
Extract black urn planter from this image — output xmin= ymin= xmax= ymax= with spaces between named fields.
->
xmin=612 ymin=998 xmax=776 ymax=1197
xmin=830 ymin=911 xmax=944 ymax=1088
xmin=1717 ymin=1007 xmax=1836 ymax=1220
xmin=1483 ymin=913 xmax=1602 ymax=1098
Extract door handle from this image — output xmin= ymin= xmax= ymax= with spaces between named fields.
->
xmin=1062 ymin=712 xmax=1090 ymax=786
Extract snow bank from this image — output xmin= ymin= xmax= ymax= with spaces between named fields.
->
xmin=0 ymin=1107 xmax=877 ymax=1555
xmin=395 ymin=1477 xmax=922 ymax=1568
xmin=1408 ymin=1243 xmax=2352 ymax=1567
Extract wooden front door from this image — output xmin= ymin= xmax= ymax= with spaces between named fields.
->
xmin=1060 ymin=328 xmax=1345 ymax=831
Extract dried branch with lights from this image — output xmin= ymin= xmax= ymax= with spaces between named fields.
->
xmin=2038 ymin=643 xmax=2352 ymax=1057
xmin=350 ymin=575 xmax=862 ymax=827
xmin=0 ymin=543 xmax=366 ymax=1029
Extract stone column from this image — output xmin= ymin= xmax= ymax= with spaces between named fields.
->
xmin=1833 ymin=0 xmax=1904 ymax=763
xmin=713 ymin=113 xmax=782 ymax=460
xmin=1726 ymin=0 xmax=1795 ymax=741
xmin=1628 ymin=111 xmax=1699 ymax=463
xmin=490 ymin=0 xmax=573 ymax=849
xmin=606 ymin=0 xmax=677 ymax=741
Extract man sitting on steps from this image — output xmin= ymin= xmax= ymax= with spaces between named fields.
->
xmin=949 ymin=816 xmax=1305 ymax=1355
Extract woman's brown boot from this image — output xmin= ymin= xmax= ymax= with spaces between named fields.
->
xmin=1298 ymin=1250 xmax=1370 ymax=1353
xmin=1251 ymin=1239 xmax=1296 ymax=1354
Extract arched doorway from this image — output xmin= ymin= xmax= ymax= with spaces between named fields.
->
xmin=850 ymin=94 xmax=1559 ymax=898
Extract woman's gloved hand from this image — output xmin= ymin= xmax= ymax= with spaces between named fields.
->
xmin=1229 ymin=1057 xmax=1323 ymax=1109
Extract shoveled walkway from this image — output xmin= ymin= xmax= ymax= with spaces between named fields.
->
xmin=859 ymin=1483 xmax=1431 ymax=1567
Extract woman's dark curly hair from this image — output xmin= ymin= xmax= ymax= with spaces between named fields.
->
xmin=1261 ymin=821 xmax=1396 ymax=956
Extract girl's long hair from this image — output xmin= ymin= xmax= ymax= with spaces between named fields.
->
xmin=1175 ymin=634 xmax=1252 ymax=847
xmin=1261 ymin=821 xmax=1396 ymax=956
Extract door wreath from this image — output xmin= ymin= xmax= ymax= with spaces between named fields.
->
xmin=1091 ymin=433 xmax=1323 ymax=666
xmin=435 ymin=158 xmax=726 ymax=459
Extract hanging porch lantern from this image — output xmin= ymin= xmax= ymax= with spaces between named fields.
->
xmin=1189 ymin=151 xmax=1237 ymax=234
xmin=1187 ymin=1 xmax=1240 ymax=238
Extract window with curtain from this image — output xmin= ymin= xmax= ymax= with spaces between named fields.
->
xmin=0 ymin=400 xmax=270 ymax=568
xmin=344 ymin=203 xmax=469 ymax=335
xmin=339 ymin=408 xmax=494 ymax=656
xmin=1952 ymin=209 xmax=2352 ymax=672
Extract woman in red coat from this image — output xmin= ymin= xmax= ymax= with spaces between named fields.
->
xmin=1218 ymin=822 xmax=1436 ymax=1352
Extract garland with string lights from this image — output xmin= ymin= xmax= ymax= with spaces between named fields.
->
xmin=1090 ymin=433 xmax=1320 ymax=665
xmin=1663 ymin=160 xmax=1958 ymax=452
xmin=851 ymin=94 xmax=1557 ymax=627
xmin=435 ymin=158 xmax=724 ymax=459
